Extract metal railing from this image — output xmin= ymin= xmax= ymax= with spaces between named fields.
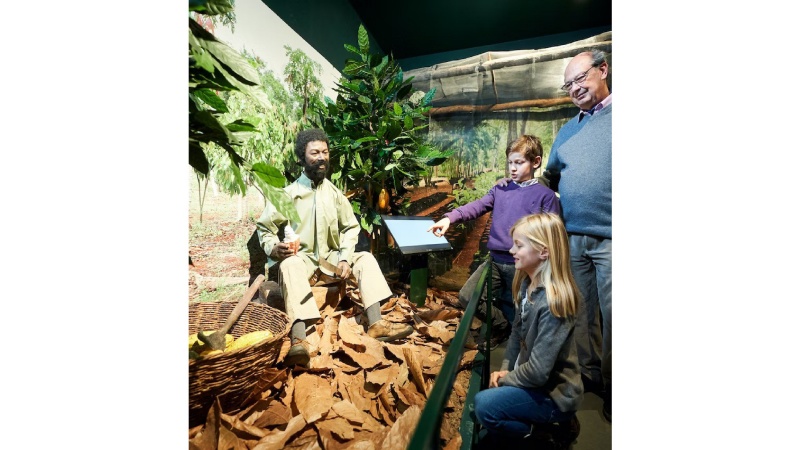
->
xmin=407 ymin=258 xmax=493 ymax=450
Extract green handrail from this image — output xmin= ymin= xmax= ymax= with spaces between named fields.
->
xmin=407 ymin=258 xmax=493 ymax=450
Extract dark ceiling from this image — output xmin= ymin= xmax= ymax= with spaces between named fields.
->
xmin=347 ymin=0 xmax=612 ymax=61
xmin=262 ymin=0 xmax=611 ymax=71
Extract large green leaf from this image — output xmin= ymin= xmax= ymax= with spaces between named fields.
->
xmin=357 ymin=25 xmax=369 ymax=56
xmin=344 ymin=44 xmax=360 ymax=56
xmin=190 ymin=46 xmax=216 ymax=73
xmin=190 ymin=20 xmax=259 ymax=87
xmin=226 ymin=119 xmax=258 ymax=133
xmin=227 ymin=151 xmax=247 ymax=194
xmin=251 ymin=178 xmax=301 ymax=224
xmin=189 ymin=141 xmax=210 ymax=174
xmin=193 ymin=88 xmax=228 ymax=112
xmin=251 ymin=162 xmax=287 ymax=188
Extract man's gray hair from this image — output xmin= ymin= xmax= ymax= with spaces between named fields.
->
xmin=589 ymin=49 xmax=608 ymax=67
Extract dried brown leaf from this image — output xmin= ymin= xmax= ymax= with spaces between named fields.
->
xmin=333 ymin=355 xmax=361 ymax=373
xmin=344 ymin=371 xmax=373 ymax=412
xmin=319 ymin=316 xmax=337 ymax=355
xmin=330 ymin=399 xmax=383 ymax=432
xmin=337 ymin=317 xmax=367 ymax=352
xmin=252 ymin=400 xmax=293 ymax=429
xmin=191 ymin=398 xmax=221 ymax=450
xmin=367 ymin=399 xmax=383 ymax=423
xmin=377 ymin=389 xmax=396 ymax=424
xmin=220 ymin=412 xmax=268 ymax=440
xmin=309 ymin=352 xmax=336 ymax=370
xmin=242 ymin=367 xmax=290 ymax=407
xmin=392 ymin=385 xmax=410 ymax=408
xmin=380 ymin=405 xmax=421 ymax=450
xmin=417 ymin=326 xmax=454 ymax=345
xmin=443 ymin=432 xmax=462 ymax=450
xmin=305 ymin=329 xmax=321 ymax=355
xmin=397 ymin=385 xmax=426 ymax=408
xmin=281 ymin=371 xmax=295 ymax=407
xmin=285 ymin=427 xmax=322 ymax=449
xmin=402 ymin=347 xmax=427 ymax=397
xmin=416 ymin=308 xmax=461 ymax=323
xmin=251 ymin=415 xmax=307 ymax=450
xmin=382 ymin=343 xmax=406 ymax=363
xmin=189 ymin=423 xmax=204 ymax=440
xmin=317 ymin=428 xmax=348 ymax=450
xmin=459 ymin=349 xmax=478 ymax=369
xmin=365 ymin=364 xmax=400 ymax=387
xmin=339 ymin=343 xmax=380 ymax=370
xmin=218 ymin=425 xmax=247 ymax=450
xmin=293 ymin=373 xmax=335 ymax=424
xmin=315 ymin=417 xmax=355 ymax=440
xmin=361 ymin=335 xmax=388 ymax=362
xmin=343 ymin=434 xmax=378 ymax=450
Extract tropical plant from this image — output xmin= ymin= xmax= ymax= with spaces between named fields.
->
xmin=316 ymin=24 xmax=452 ymax=244
xmin=189 ymin=0 xmax=298 ymax=224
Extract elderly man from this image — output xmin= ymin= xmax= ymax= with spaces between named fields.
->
xmin=256 ymin=128 xmax=413 ymax=367
xmin=545 ymin=50 xmax=612 ymax=421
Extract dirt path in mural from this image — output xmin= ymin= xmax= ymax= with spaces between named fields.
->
xmin=403 ymin=178 xmax=489 ymax=270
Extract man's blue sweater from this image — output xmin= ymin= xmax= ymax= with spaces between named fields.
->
xmin=545 ymin=105 xmax=612 ymax=239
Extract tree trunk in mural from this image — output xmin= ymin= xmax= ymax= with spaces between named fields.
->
xmin=519 ymin=109 xmax=529 ymax=136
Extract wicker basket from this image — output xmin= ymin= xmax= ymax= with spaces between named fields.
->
xmin=189 ymin=300 xmax=290 ymax=427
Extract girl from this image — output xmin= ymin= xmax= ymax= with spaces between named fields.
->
xmin=474 ymin=213 xmax=583 ymax=445
xmin=427 ymin=135 xmax=560 ymax=349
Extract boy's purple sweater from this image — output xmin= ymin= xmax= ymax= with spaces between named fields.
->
xmin=444 ymin=182 xmax=561 ymax=264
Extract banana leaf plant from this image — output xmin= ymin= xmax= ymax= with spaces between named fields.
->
xmin=189 ymin=0 xmax=298 ymax=223
xmin=316 ymin=25 xmax=452 ymax=243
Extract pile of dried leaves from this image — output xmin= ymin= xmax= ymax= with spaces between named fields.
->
xmin=189 ymin=286 xmax=482 ymax=450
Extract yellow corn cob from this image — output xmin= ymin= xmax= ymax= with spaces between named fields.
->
xmin=200 ymin=349 xmax=224 ymax=357
xmin=228 ymin=330 xmax=273 ymax=352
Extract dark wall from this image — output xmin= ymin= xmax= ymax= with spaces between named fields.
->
xmin=262 ymin=1 xmax=610 ymax=75
xmin=260 ymin=0 xmax=383 ymax=70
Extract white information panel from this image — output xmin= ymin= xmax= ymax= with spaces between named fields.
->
xmin=381 ymin=215 xmax=453 ymax=255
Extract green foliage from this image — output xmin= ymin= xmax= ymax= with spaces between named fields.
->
xmin=451 ymin=170 xmax=505 ymax=208
xmin=427 ymin=121 xmax=503 ymax=179
xmin=189 ymin=0 xmax=298 ymax=223
xmin=315 ymin=24 xmax=452 ymax=236
xmin=283 ymin=46 xmax=324 ymax=123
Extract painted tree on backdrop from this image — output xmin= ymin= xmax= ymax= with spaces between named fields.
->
xmin=283 ymin=46 xmax=324 ymax=125
xmin=316 ymin=24 xmax=452 ymax=251
xmin=189 ymin=0 xmax=299 ymax=224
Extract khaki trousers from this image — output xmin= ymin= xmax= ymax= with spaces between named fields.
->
xmin=276 ymin=251 xmax=392 ymax=325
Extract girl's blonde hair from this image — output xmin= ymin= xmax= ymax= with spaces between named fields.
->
xmin=510 ymin=213 xmax=580 ymax=319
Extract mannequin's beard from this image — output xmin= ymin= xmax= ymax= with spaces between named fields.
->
xmin=305 ymin=160 xmax=328 ymax=183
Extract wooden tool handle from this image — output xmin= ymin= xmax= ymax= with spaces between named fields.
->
xmin=220 ymin=274 xmax=265 ymax=334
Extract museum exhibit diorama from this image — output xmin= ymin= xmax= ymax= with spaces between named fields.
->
xmin=189 ymin=1 xmax=611 ymax=448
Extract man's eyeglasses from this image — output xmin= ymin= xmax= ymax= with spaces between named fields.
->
xmin=560 ymin=65 xmax=598 ymax=93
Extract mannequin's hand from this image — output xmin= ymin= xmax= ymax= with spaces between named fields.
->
xmin=337 ymin=261 xmax=351 ymax=279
